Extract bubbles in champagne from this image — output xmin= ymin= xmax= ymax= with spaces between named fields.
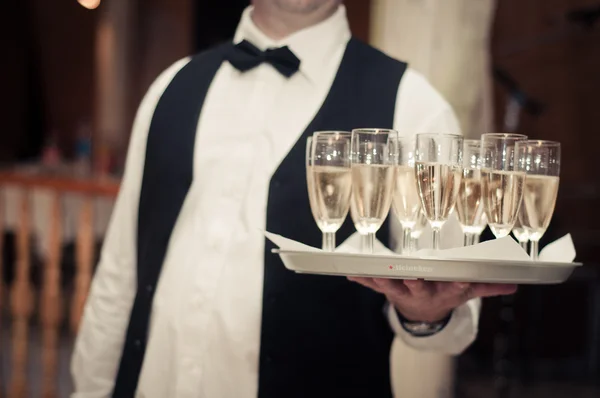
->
xmin=351 ymin=164 xmax=395 ymax=234
xmin=481 ymin=169 xmax=525 ymax=238
xmin=512 ymin=208 xmax=529 ymax=242
xmin=456 ymin=168 xmax=487 ymax=234
xmin=307 ymin=165 xmax=352 ymax=233
xmin=520 ymin=175 xmax=559 ymax=241
xmin=415 ymin=162 xmax=462 ymax=229
xmin=391 ymin=165 xmax=421 ymax=229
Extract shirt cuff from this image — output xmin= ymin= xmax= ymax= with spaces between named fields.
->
xmin=385 ymin=298 xmax=480 ymax=355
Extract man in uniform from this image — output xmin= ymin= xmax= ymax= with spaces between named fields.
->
xmin=72 ymin=1 xmax=516 ymax=397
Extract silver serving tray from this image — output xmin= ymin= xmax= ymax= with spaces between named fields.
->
xmin=273 ymin=249 xmax=581 ymax=284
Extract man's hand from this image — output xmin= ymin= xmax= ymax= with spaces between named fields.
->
xmin=348 ymin=277 xmax=517 ymax=323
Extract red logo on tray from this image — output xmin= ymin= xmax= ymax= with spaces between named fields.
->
xmin=388 ymin=264 xmax=434 ymax=273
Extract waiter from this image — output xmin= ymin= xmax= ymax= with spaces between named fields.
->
xmin=72 ymin=1 xmax=516 ymax=397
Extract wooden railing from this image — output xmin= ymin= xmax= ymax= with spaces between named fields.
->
xmin=0 ymin=171 xmax=119 ymax=398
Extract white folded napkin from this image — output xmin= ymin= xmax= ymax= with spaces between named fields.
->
xmin=266 ymin=230 xmax=577 ymax=264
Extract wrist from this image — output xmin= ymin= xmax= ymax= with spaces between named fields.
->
xmin=393 ymin=305 xmax=452 ymax=324
xmin=394 ymin=308 xmax=453 ymax=337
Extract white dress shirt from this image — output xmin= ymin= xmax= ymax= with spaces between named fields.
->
xmin=72 ymin=6 xmax=480 ymax=398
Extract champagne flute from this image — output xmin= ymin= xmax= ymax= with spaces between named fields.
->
xmin=456 ymin=139 xmax=487 ymax=246
xmin=306 ymin=131 xmax=352 ymax=251
xmin=415 ymin=133 xmax=463 ymax=251
xmin=480 ymin=133 xmax=528 ymax=238
xmin=512 ymin=209 xmax=529 ymax=251
xmin=391 ymin=136 xmax=421 ymax=254
xmin=350 ymin=129 xmax=398 ymax=254
xmin=517 ymin=140 xmax=561 ymax=260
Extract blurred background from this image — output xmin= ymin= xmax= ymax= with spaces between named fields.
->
xmin=0 ymin=0 xmax=599 ymax=397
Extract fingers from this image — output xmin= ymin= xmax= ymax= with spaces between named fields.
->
xmin=347 ymin=277 xmax=386 ymax=293
xmin=349 ymin=277 xmax=517 ymax=301
xmin=437 ymin=282 xmax=517 ymax=302
xmin=402 ymin=279 xmax=433 ymax=298
xmin=373 ymin=278 xmax=410 ymax=297
xmin=436 ymin=281 xmax=471 ymax=296
xmin=468 ymin=283 xmax=518 ymax=299
xmin=348 ymin=277 xmax=410 ymax=297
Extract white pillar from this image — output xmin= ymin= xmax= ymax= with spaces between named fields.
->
xmin=94 ymin=0 xmax=137 ymax=153
xmin=137 ymin=0 xmax=193 ymax=96
xmin=94 ymin=0 xmax=193 ymax=157
xmin=370 ymin=0 xmax=496 ymax=139
xmin=370 ymin=1 xmax=497 ymax=396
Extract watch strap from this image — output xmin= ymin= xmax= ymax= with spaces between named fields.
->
xmin=395 ymin=309 xmax=453 ymax=337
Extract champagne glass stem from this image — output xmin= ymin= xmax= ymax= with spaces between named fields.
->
xmin=530 ymin=240 xmax=539 ymax=261
xmin=432 ymin=227 xmax=441 ymax=251
xmin=463 ymin=232 xmax=475 ymax=247
xmin=322 ymin=232 xmax=335 ymax=252
xmin=402 ymin=227 xmax=412 ymax=255
xmin=409 ymin=237 xmax=418 ymax=254
xmin=359 ymin=233 xmax=368 ymax=252
xmin=474 ymin=234 xmax=481 ymax=245
xmin=520 ymin=241 xmax=528 ymax=252
xmin=364 ymin=232 xmax=375 ymax=254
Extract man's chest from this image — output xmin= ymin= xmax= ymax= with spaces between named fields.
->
xmin=192 ymin=65 xmax=330 ymax=180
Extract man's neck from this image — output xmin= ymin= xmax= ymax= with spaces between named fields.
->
xmin=251 ymin=2 xmax=340 ymax=41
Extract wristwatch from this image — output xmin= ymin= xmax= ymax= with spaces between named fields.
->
xmin=396 ymin=310 xmax=453 ymax=337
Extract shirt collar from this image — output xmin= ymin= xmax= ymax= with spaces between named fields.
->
xmin=232 ymin=5 xmax=351 ymax=83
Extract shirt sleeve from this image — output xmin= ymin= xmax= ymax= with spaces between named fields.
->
xmin=393 ymin=68 xmax=462 ymax=135
xmin=387 ymin=68 xmax=481 ymax=354
xmin=71 ymin=57 xmax=190 ymax=397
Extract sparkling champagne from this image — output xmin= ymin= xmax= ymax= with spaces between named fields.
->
xmin=513 ymin=208 xmax=529 ymax=242
xmin=350 ymin=193 xmax=360 ymax=226
xmin=391 ymin=165 xmax=420 ymax=228
xmin=415 ymin=162 xmax=462 ymax=228
xmin=520 ymin=175 xmax=559 ymax=241
xmin=307 ymin=165 xmax=352 ymax=233
xmin=351 ymin=164 xmax=395 ymax=234
xmin=456 ymin=168 xmax=487 ymax=234
xmin=481 ymin=169 xmax=526 ymax=237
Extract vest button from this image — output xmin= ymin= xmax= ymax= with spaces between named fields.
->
xmin=134 ymin=339 xmax=143 ymax=349
xmin=146 ymin=284 xmax=154 ymax=294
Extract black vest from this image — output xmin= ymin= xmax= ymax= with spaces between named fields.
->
xmin=113 ymin=38 xmax=407 ymax=398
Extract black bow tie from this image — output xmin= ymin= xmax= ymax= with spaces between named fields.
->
xmin=225 ymin=40 xmax=301 ymax=78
